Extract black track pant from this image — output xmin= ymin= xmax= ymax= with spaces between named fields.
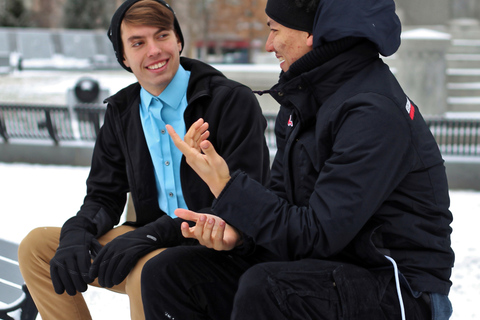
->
xmin=231 ymin=259 xmax=432 ymax=320
xmin=141 ymin=248 xmax=432 ymax=320
xmin=141 ymin=245 xmax=273 ymax=320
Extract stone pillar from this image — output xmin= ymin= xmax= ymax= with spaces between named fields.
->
xmin=449 ymin=0 xmax=480 ymax=32
xmin=395 ymin=29 xmax=451 ymax=116
xmin=394 ymin=0 xmax=450 ymax=25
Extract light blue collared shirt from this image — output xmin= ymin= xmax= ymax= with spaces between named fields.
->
xmin=139 ymin=65 xmax=191 ymax=217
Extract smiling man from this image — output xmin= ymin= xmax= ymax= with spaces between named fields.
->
xmin=142 ymin=0 xmax=454 ymax=319
xmin=17 ymin=0 xmax=271 ymax=319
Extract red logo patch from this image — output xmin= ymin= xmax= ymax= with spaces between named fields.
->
xmin=287 ymin=115 xmax=294 ymax=127
xmin=406 ymin=99 xmax=415 ymax=120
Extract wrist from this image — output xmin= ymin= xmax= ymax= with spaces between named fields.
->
xmin=212 ymin=176 xmax=230 ymax=198
xmin=234 ymin=228 xmax=244 ymax=247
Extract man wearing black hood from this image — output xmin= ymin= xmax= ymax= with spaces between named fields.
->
xmin=17 ymin=0 xmax=271 ymax=319
xmin=151 ymin=0 xmax=455 ymax=319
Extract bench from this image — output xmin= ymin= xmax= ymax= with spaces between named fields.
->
xmin=0 ymin=239 xmax=37 ymax=320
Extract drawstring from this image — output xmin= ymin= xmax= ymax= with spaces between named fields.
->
xmin=252 ymin=89 xmax=277 ymax=96
xmin=384 ymin=255 xmax=406 ymax=320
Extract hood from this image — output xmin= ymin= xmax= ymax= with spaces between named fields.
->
xmin=312 ymin=0 xmax=401 ymax=56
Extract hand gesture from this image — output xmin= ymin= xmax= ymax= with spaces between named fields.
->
xmin=167 ymin=119 xmax=230 ymax=197
xmin=184 ymin=118 xmax=210 ymax=152
xmin=175 ymin=209 xmax=242 ymax=251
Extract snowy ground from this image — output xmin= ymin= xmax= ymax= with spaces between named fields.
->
xmin=0 ymin=162 xmax=479 ymax=319
xmin=0 ymin=163 xmax=130 ymax=319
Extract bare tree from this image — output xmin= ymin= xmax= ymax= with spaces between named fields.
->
xmin=0 ymin=0 xmax=31 ymax=27
xmin=63 ymin=0 xmax=110 ymax=29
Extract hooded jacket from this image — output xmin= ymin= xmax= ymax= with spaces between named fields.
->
xmin=75 ymin=57 xmax=271 ymax=237
xmin=213 ymin=1 xmax=454 ymax=295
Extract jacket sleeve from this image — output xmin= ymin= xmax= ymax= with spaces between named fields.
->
xmin=182 ymin=79 xmax=271 ymax=216
xmin=213 ymin=96 xmax=416 ymax=260
xmin=269 ymin=105 xmax=289 ymax=199
xmin=213 ymin=83 xmax=271 ymax=185
xmin=75 ymin=106 xmax=129 ymax=237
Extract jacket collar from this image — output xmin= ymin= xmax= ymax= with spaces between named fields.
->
xmin=105 ymin=57 xmax=226 ymax=113
xmin=180 ymin=57 xmax=225 ymax=102
xmin=281 ymin=37 xmax=362 ymax=83
xmin=270 ymin=40 xmax=379 ymax=125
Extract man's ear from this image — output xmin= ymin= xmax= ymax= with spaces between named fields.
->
xmin=306 ymin=33 xmax=313 ymax=47
xmin=176 ymin=33 xmax=183 ymax=53
xmin=123 ymin=55 xmax=130 ymax=68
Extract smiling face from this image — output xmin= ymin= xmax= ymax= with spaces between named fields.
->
xmin=265 ymin=18 xmax=313 ymax=72
xmin=121 ymin=23 xmax=182 ymax=96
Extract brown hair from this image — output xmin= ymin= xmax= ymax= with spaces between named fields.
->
xmin=120 ymin=0 xmax=177 ymax=55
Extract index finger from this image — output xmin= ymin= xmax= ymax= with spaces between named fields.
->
xmin=174 ymin=208 xmax=200 ymax=223
xmin=166 ymin=124 xmax=198 ymax=157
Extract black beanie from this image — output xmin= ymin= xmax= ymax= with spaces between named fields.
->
xmin=108 ymin=0 xmax=185 ymax=72
xmin=265 ymin=0 xmax=316 ymax=33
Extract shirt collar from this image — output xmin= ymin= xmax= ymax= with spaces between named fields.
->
xmin=140 ymin=65 xmax=189 ymax=111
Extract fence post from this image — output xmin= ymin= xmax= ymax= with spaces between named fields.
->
xmin=43 ymin=109 xmax=59 ymax=145
xmin=0 ymin=114 xmax=8 ymax=143
xmin=395 ymin=28 xmax=451 ymax=116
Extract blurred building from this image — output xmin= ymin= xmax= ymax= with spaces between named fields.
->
xmin=3 ymin=0 xmax=268 ymax=63
xmin=8 ymin=0 xmax=480 ymax=62
xmin=169 ymin=0 xmax=269 ymax=63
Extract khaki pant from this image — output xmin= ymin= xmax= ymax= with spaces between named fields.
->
xmin=18 ymin=225 xmax=165 ymax=320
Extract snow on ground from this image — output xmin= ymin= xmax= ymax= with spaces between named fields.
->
xmin=0 ymin=162 xmax=479 ymax=319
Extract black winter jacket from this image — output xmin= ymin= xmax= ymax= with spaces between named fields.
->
xmin=214 ymin=41 xmax=454 ymax=295
xmin=75 ymin=57 xmax=271 ymax=238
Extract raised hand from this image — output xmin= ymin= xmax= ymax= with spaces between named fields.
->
xmin=167 ymin=120 xmax=230 ymax=197
xmin=175 ymin=209 xmax=242 ymax=251
xmin=184 ymin=118 xmax=210 ymax=152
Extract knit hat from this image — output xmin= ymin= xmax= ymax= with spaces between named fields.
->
xmin=108 ymin=0 xmax=184 ymax=72
xmin=265 ymin=0 xmax=317 ymax=33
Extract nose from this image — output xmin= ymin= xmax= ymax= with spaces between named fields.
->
xmin=265 ymin=33 xmax=274 ymax=52
xmin=147 ymin=42 xmax=161 ymax=57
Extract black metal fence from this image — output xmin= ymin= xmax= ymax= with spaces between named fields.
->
xmin=427 ymin=117 xmax=480 ymax=157
xmin=0 ymin=103 xmax=106 ymax=145
xmin=1 ymin=104 xmax=479 ymax=157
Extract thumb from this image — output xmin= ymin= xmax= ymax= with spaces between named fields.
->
xmin=200 ymin=140 xmax=228 ymax=172
xmin=87 ymin=239 xmax=103 ymax=281
xmin=90 ymin=238 xmax=103 ymax=259
xmin=199 ymin=140 xmax=219 ymax=159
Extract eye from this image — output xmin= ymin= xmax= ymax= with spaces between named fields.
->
xmin=156 ymin=32 xmax=170 ymax=40
xmin=132 ymin=41 xmax=144 ymax=47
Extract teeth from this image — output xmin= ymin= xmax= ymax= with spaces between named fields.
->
xmin=147 ymin=61 xmax=167 ymax=70
xmin=278 ymin=57 xmax=284 ymax=63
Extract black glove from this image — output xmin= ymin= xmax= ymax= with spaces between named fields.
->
xmin=89 ymin=215 xmax=185 ymax=288
xmin=50 ymin=216 xmax=102 ymax=296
